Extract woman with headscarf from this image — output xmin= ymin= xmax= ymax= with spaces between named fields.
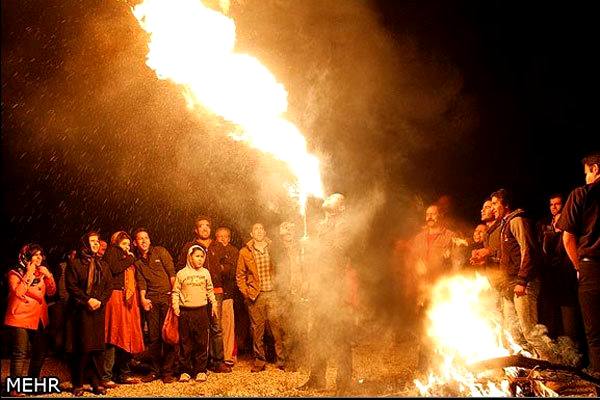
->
xmin=65 ymin=231 xmax=112 ymax=396
xmin=101 ymin=231 xmax=144 ymax=387
xmin=4 ymin=243 xmax=56 ymax=397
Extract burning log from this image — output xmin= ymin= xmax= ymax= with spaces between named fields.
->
xmin=470 ymin=354 xmax=600 ymax=388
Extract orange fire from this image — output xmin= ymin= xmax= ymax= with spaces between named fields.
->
xmin=413 ymin=273 xmax=554 ymax=397
xmin=132 ymin=0 xmax=325 ymax=217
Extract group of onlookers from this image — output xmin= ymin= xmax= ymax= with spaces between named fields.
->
xmin=2 ymin=193 xmax=360 ymax=396
xmin=407 ymin=152 xmax=600 ymax=379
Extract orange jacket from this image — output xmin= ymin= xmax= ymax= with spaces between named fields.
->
xmin=4 ymin=268 xmax=57 ymax=330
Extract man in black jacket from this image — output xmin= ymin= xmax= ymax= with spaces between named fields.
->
xmin=557 ymin=152 xmax=600 ymax=378
xmin=133 ymin=228 xmax=177 ymax=383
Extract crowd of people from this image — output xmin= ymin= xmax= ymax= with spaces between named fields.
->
xmin=405 ymin=152 xmax=600 ymax=380
xmin=2 ymin=193 xmax=359 ymax=397
xmin=2 ymin=152 xmax=599 ymax=397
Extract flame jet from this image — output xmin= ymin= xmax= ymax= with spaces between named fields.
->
xmin=132 ymin=0 xmax=325 ymax=222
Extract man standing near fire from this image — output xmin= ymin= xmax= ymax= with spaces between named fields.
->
xmin=408 ymin=203 xmax=464 ymax=371
xmin=556 ymin=152 xmax=600 ymax=378
xmin=490 ymin=189 xmax=555 ymax=361
xmin=299 ymin=193 xmax=359 ymax=394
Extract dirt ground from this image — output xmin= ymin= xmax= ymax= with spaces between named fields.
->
xmin=0 ymin=328 xmax=420 ymax=397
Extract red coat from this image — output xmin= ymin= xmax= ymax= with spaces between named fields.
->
xmin=4 ymin=268 xmax=56 ymax=330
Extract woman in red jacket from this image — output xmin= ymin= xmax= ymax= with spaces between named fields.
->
xmin=4 ymin=244 xmax=57 ymax=385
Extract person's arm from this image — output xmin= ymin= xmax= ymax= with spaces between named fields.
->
xmin=96 ymin=265 xmax=113 ymax=305
xmin=236 ymin=251 xmax=249 ymax=299
xmin=205 ymin=269 xmax=217 ymax=305
xmin=160 ymin=248 xmax=176 ymax=287
xmin=8 ymin=266 xmax=36 ymax=299
xmin=562 ymin=231 xmax=579 ymax=270
xmin=171 ymin=272 xmax=182 ymax=315
xmin=65 ymin=260 xmax=90 ymax=306
xmin=40 ymin=266 xmax=57 ymax=297
xmin=106 ymin=246 xmax=135 ymax=276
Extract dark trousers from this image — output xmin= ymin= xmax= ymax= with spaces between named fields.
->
xmin=178 ymin=306 xmax=209 ymax=375
xmin=103 ymin=344 xmax=132 ymax=382
xmin=579 ymin=259 xmax=600 ymax=372
xmin=146 ymin=301 xmax=176 ymax=376
xmin=308 ymin=311 xmax=353 ymax=388
xmin=70 ymin=350 xmax=104 ymax=389
xmin=9 ymin=323 xmax=47 ymax=378
xmin=208 ymin=293 xmax=225 ymax=366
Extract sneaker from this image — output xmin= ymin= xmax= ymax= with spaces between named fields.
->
xmin=195 ymin=372 xmax=207 ymax=382
xmin=140 ymin=373 xmax=158 ymax=383
xmin=179 ymin=373 xmax=191 ymax=382
xmin=251 ymin=364 xmax=266 ymax=373
xmin=117 ymin=376 xmax=140 ymax=384
xmin=162 ymin=375 xmax=176 ymax=384
xmin=212 ymin=363 xmax=232 ymax=373
xmin=101 ymin=380 xmax=118 ymax=388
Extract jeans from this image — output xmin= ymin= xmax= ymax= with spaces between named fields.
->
xmin=246 ymin=291 xmax=285 ymax=366
xmin=579 ymin=259 xmax=600 ymax=372
xmin=103 ymin=344 xmax=132 ymax=382
xmin=208 ymin=293 xmax=225 ymax=366
xmin=502 ymin=279 xmax=553 ymax=359
xmin=9 ymin=323 xmax=47 ymax=378
xmin=145 ymin=301 xmax=176 ymax=376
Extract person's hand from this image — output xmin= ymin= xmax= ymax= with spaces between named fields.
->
xmin=514 ymin=284 xmax=527 ymax=297
xmin=173 ymin=306 xmax=180 ymax=317
xmin=87 ymin=298 xmax=101 ymax=310
xmin=141 ymin=298 xmax=152 ymax=311
xmin=26 ymin=261 xmax=36 ymax=275
xmin=37 ymin=266 xmax=52 ymax=278
xmin=211 ymin=306 xmax=218 ymax=319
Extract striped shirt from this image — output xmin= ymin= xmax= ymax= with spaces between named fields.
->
xmin=253 ymin=244 xmax=273 ymax=292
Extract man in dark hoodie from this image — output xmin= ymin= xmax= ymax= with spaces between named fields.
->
xmin=491 ymin=189 xmax=554 ymax=360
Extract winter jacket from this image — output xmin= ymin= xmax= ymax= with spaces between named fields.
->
xmin=4 ymin=267 xmax=57 ymax=330
xmin=499 ymin=208 xmax=540 ymax=286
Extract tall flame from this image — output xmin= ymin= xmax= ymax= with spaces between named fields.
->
xmin=132 ymin=0 xmax=325 ymax=214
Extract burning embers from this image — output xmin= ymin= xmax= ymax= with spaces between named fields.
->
xmin=413 ymin=273 xmax=559 ymax=397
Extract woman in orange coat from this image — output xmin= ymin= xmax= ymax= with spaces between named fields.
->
xmin=102 ymin=231 xmax=145 ymax=386
xmin=4 ymin=244 xmax=56 ymax=386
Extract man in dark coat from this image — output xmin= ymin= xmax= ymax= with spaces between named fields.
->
xmin=65 ymin=231 xmax=112 ymax=396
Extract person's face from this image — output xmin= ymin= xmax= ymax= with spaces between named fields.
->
xmin=68 ymin=250 xmax=77 ymax=261
xmin=549 ymin=197 xmax=563 ymax=216
xmin=190 ymin=249 xmax=206 ymax=269
xmin=194 ymin=220 xmax=211 ymax=240
xmin=584 ymin=163 xmax=600 ymax=185
xmin=89 ymin=235 xmax=101 ymax=254
xmin=425 ymin=206 xmax=439 ymax=227
xmin=215 ymin=229 xmax=231 ymax=246
xmin=491 ymin=196 xmax=507 ymax=219
xmin=135 ymin=231 xmax=151 ymax=252
xmin=473 ymin=225 xmax=487 ymax=243
xmin=118 ymin=238 xmax=131 ymax=253
xmin=251 ymin=223 xmax=266 ymax=242
xmin=481 ymin=200 xmax=494 ymax=222
xmin=31 ymin=250 xmax=43 ymax=267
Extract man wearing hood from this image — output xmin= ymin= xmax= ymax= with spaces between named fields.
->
xmin=491 ymin=189 xmax=553 ymax=360
xmin=236 ymin=222 xmax=285 ymax=372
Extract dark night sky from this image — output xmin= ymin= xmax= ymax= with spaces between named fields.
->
xmin=1 ymin=0 xmax=599 ymax=270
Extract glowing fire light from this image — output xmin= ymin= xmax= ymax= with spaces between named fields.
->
xmin=414 ymin=273 xmax=553 ymax=397
xmin=132 ymin=0 xmax=325 ymax=228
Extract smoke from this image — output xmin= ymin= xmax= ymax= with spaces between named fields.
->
xmin=2 ymin=0 xmax=477 ymax=387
